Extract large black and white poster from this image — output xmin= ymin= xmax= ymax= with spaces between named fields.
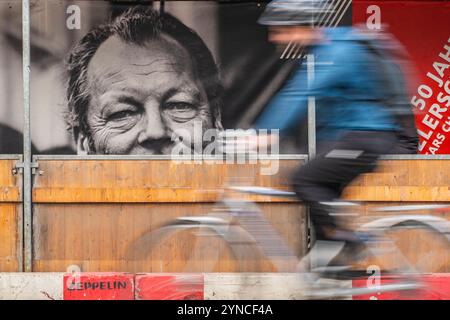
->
xmin=0 ymin=0 xmax=352 ymax=155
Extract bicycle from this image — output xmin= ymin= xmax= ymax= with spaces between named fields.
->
xmin=126 ymin=184 xmax=450 ymax=299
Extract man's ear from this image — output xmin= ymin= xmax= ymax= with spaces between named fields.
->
xmin=76 ymin=132 xmax=91 ymax=155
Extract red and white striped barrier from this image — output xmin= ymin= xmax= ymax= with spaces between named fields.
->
xmin=0 ymin=273 xmax=449 ymax=300
xmin=353 ymin=274 xmax=450 ymax=300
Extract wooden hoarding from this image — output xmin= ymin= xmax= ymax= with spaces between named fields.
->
xmin=31 ymin=158 xmax=449 ymax=273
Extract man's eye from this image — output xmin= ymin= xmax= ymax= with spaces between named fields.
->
xmin=164 ymin=102 xmax=198 ymax=120
xmin=166 ymin=102 xmax=196 ymax=112
xmin=107 ymin=110 xmax=139 ymax=121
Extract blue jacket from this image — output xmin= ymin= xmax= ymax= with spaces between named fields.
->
xmin=254 ymin=27 xmax=398 ymax=141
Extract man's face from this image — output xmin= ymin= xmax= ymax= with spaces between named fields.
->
xmin=79 ymin=35 xmax=213 ymax=155
xmin=269 ymin=26 xmax=320 ymax=47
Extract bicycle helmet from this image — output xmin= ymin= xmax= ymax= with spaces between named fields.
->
xmin=258 ymin=0 xmax=336 ymax=26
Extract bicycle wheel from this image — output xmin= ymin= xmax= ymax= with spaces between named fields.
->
xmin=125 ymin=217 xmax=275 ymax=273
xmin=357 ymin=218 xmax=450 ymax=273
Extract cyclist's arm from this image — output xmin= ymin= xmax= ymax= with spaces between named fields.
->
xmin=253 ymin=64 xmax=309 ymax=136
xmin=253 ymin=46 xmax=351 ymax=136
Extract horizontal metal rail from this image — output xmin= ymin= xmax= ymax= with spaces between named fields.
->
xmin=0 ymin=155 xmax=22 ymax=160
xmin=32 ymin=154 xmax=450 ymax=161
xmin=33 ymin=154 xmax=310 ymax=161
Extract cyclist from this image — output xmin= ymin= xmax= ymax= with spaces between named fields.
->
xmin=253 ymin=0 xmax=417 ymax=277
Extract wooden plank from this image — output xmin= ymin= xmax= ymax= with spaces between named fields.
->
xmin=342 ymin=186 xmax=450 ymax=201
xmin=33 ymin=187 xmax=297 ymax=203
xmin=0 ymin=160 xmax=17 ymax=186
xmin=33 ymin=160 xmax=301 ymax=203
xmin=0 ymin=188 xmax=21 ymax=203
xmin=0 ymin=160 xmax=21 ymax=202
xmin=34 ymin=160 xmax=301 ymax=188
xmin=0 ymin=160 xmax=21 ymax=270
xmin=33 ymin=160 xmax=450 ymax=202
xmin=0 ymin=204 xmax=20 ymax=272
xmin=33 ymin=184 xmax=450 ymax=203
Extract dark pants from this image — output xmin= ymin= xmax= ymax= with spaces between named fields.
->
xmin=292 ymin=131 xmax=397 ymax=240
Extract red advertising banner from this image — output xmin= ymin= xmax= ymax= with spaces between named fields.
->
xmin=135 ymin=274 xmax=204 ymax=300
xmin=353 ymin=1 xmax=450 ymax=154
xmin=63 ymin=273 xmax=134 ymax=300
xmin=63 ymin=273 xmax=203 ymax=300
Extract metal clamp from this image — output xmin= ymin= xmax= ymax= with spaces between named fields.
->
xmin=13 ymin=161 xmax=41 ymax=175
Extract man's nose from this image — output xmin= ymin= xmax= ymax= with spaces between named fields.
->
xmin=137 ymin=107 xmax=170 ymax=144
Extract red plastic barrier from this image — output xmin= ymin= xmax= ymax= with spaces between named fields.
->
xmin=135 ymin=274 xmax=204 ymax=300
xmin=353 ymin=274 xmax=450 ymax=300
xmin=63 ymin=273 xmax=134 ymax=300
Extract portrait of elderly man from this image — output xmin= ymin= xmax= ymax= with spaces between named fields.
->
xmin=66 ymin=6 xmax=223 ymax=155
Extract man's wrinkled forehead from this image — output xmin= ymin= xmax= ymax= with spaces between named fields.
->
xmin=87 ymin=34 xmax=194 ymax=85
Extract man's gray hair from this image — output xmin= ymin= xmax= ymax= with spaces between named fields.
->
xmin=66 ymin=5 xmax=223 ymax=146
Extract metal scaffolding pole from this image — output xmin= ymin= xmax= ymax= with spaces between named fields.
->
xmin=22 ymin=0 xmax=32 ymax=272
xmin=307 ymin=54 xmax=316 ymax=159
